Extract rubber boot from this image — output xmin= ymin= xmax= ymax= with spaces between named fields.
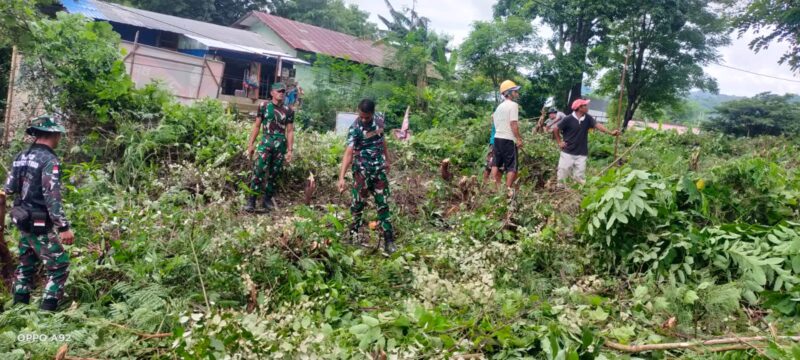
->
xmin=261 ymin=195 xmax=274 ymax=212
xmin=13 ymin=293 xmax=30 ymax=305
xmin=244 ymin=196 xmax=257 ymax=213
xmin=40 ymin=298 xmax=59 ymax=312
xmin=383 ymin=232 xmax=397 ymax=256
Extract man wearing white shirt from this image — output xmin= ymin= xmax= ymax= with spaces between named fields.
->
xmin=491 ymin=80 xmax=525 ymax=189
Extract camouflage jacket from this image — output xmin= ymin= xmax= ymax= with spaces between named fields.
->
xmin=347 ymin=114 xmax=387 ymax=173
xmin=3 ymin=144 xmax=70 ymax=231
xmin=258 ymin=101 xmax=294 ymax=137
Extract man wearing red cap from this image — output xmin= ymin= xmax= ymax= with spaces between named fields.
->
xmin=553 ymin=99 xmax=619 ymax=184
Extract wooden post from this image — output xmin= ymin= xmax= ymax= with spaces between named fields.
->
xmin=216 ymin=61 xmax=225 ymax=99
xmin=253 ymin=62 xmax=261 ymax=99
xmin=4 ymin=46 xmax=19 ymax=147
xmin=129 ymin=31 xmax=140 ymax=77
xmin=195 ymin=62 xmax=206 ymax=99
xmin=275 ymin=56 xmax=283 ymax=83
xmin=613 ymin=45 xmax=632 ymax=163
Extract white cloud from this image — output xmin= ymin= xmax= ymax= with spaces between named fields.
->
xmin=704 ymin=32 xmax=800 ymax=97
xmin=346 ymin=0 xmax=800 ymax=96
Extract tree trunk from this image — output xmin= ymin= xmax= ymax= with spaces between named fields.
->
xmin=622 ymin=89 xmax=639 ymax=131
xmin=566 ymin=82 xmax=583 ymax=115
xmin=622 ymin=106 xmax=635 ymax=131
xmin=621 ymin=34 xmax=647 ymax=132
xmin=563 ymin=15 xmax=594 ymax=115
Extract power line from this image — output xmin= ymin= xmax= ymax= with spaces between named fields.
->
xmin=713 ymin=64 xmax=800 ymax=84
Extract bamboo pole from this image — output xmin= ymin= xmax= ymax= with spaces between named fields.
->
xmin=613 ymin=45 xmax=633 ymax=162
xmin=605 ymin=335 xmax=800 ymax=353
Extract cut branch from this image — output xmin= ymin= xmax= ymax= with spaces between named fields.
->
xmin=605 ymin=335 xmax=800 ymax=353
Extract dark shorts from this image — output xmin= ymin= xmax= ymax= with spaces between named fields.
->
xmin=485 ymin=145 xmax=506 ymax=172
xmin=492 ymin=138 xmax=518 ymax=173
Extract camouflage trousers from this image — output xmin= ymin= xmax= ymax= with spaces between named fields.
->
xmin=250 ymin=134 xmax=287 ymax=198
xmin=350 ymin=169 xmax=393 ymax=237
xmin=14 ymin=231 xmax=70 ymax=301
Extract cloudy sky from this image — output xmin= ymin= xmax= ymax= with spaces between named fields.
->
xmin=346 ymin=0 xmax=800 ymax=97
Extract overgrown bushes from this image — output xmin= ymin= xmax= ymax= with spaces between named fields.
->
xmin=579 ymin=153 xmax=800 ymax=319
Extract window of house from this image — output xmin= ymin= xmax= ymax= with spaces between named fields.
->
xmin=158 ymin=32 xmax=180 ymax=51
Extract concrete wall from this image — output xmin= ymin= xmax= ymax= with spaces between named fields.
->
xmin=3 ymin=49 xmax=44 ymax=145
xmin=247 ymin=22 xmax=297 ymax=57
xmin=121 ymin=41 xmax=224 ymax=100
xmin=294 ymin=64 xmax=316 ymax=90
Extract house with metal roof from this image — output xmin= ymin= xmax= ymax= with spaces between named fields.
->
xmin=58 ymin=0 xmax=308 ymax=109
xmin=233 ymin=12 xmax=404 ymax=90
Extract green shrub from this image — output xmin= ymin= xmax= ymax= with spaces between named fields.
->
xmin=704 ymin=157 xmax=798 ymax=224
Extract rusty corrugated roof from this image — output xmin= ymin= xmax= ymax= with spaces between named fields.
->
xmin=250 ymin=12 xmax=387 ymax=67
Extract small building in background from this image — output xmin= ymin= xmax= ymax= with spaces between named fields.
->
xmin=60 ymin=0 xmax=308 ymax=110
xmin=232 ymin=12 xmax=388 ymax=91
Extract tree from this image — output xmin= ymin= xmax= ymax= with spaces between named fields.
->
xmin=1 ymin=0 xmax=53 ymax=117
xmin=21 ymin=13 xmax=135 ymax=131
xmin=1 ymin=0 xmax=52 ymax=47
xmin=735 ymin=0 xmax=800 ymax=72
xmin=494 ymin=0 xmax=623 ymax=112
xmin=705 ymin=92 xmax=800 ymax=137
xmin=377 ymin=0 xmax=451 ymax=91
xmin=597 ymin=0 xmax=729 ymax=130
xmin=460 ymin=16 xmax=540 ymax=102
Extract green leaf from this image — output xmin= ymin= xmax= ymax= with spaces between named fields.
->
xmin=743 ymin=290 xmax=758 ymax=304
xmin=609 ymin=325 xmax=636 ymax=342
xmin=762 ymin=257 xmax=784 ymax=266
xmin=361 ymin=315 xmax=380 ymax=327
xmin=349 ymin=324 xmax=370 ymax=335
xmin=683 ymin=290 xmax=699 ymax=304
xmin=633 ymin=286 xmax=649 ymax=299
xmin=588 ymin=307 xmax=609 ymax=322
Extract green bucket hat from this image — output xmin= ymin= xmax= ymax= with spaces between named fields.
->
xmin=25 ymin=115 xmax=66 ymax=136
xmin=271 ymin=82 xmax=286 ymax=91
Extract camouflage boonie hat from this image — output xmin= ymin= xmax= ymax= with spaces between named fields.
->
xmin=271 ymin=82 xmax=286 ymax=91
xmin=26 ymin=115 xmax=66 ymax=135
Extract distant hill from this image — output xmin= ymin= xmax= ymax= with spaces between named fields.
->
xmin=688 ymin=92 xmax=745 ymax=112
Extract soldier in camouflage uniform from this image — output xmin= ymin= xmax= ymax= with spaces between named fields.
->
xmin=337 ymin=99 xmax=396 ymax=255
xmin=245 ymin=83 xmax=295 ymax=213
xmin=3 ymin=115 xmax=74 ymax=311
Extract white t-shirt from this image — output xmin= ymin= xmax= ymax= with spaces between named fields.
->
xmin=493 ymin=99 xmax=519 ymax=141
xmin=545 ymin=111 xmax=566 ymax=129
